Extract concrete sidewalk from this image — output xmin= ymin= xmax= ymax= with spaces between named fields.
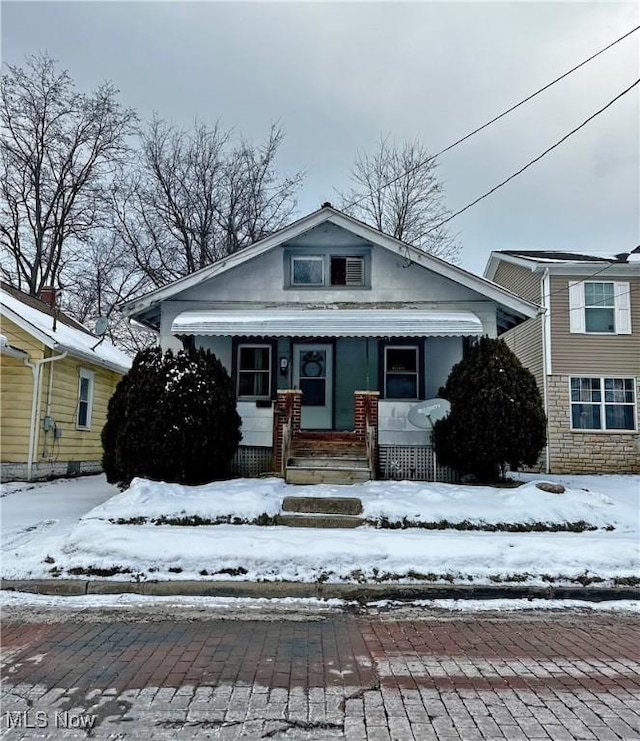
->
xmin=2 ymin=608 xmax=639 ymax=740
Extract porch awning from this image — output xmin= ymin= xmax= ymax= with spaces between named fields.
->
xmin=171 ymin=309 xmax=484 ymax=337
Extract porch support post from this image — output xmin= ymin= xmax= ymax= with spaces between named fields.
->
xmin=354 ymin=391 xmax=379 ymax=441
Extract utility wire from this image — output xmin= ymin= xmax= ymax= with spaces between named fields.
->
xmin=427 ymin=78 xmax=640 ymax=234
xmin=343 ymin=25 xmax=640 ymax=210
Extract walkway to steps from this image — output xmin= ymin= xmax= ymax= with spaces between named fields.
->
xmin=285 ymin=431 xmax=372 ymax=485
xmin=277 ymin=495 xmax=365 ymax=528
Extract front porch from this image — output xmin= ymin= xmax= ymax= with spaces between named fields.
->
xmin=274 ymin=390 xmax=378 ymax=484
xmin=231 ymin=388 xmax=460 ymax=484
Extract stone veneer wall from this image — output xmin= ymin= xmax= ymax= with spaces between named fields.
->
xmin=547 ymin=375 xmax=640 ymax=474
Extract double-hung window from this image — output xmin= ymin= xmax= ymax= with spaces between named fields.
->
xmin=570 ymin=377 xmax=636 ymax=431
xmin=76 ymin=368 xmax=94 ymax=430
xmin=237 ymin=345 xmax=272 ymax=399
xmin=569 ymin=281 xmax=631 ymax=334
xmin=384 ymin=346 xmax=420 ymax=399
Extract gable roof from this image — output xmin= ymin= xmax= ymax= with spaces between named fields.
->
xmin=0 ymin=282 xmax=132 ymax=374
xmin=121 ymin=204 xmax=538 ymax=329
xmin=484 ymin=249 xmax=640 ymax=282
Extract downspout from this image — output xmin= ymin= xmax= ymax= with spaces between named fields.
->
xmin=23 ymin=348 xmax=68 ymax=480
xmin=540 ymin=268 xmax=551 ymax=474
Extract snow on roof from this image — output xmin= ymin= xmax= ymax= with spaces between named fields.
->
xmin=497 ymin=250 xmax=616 ymax=264
xmin=0 ymin=286 xmax=132 ymax=374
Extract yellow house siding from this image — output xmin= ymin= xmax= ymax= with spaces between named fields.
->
xmin=1 ymin=355 xmax=35 ymax=461
xmin=1 ymin=319 xmax=45 ymax=462
xmin=549 ymin=275 xmax=640 ymax=376
xmin=40 ymin=357 xmax=120 ymax=462
xmin=492 ymin=261 xmax=541 ymax=303
xmin=501 ymin=316 xmax=544 ymax=392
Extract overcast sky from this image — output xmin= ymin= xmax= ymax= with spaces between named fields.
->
xmin=2 ymin=1 xmax=638 ymax=275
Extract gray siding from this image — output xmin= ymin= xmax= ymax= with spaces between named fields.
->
xmin=549 ymin=276 xmax=640 ymax=376
xmin=501 ymin=317 xmax=544 ymax=392
xmin=492 ymin=261 xmax=541 ymax=303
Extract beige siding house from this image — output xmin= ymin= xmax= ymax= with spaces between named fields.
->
xmin=485 ymin=250 xmax=640 ymax=474
xmin=1 ymin=283 xmax=132 ymax=481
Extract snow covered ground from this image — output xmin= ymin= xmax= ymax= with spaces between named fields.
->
xmin=1 ymin=473 xmax=638 ymax=587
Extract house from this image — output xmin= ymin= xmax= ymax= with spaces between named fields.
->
xmin=0 ymin=282 xmax=132 ymax=481
xmin=122 ymin=204 xmax=537 ymax=482
xmin=485 ymin=249 xmax=640 ymax=474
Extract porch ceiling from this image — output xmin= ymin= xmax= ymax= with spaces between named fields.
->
xmin=171 ymin=309 xmax=484 ymax=337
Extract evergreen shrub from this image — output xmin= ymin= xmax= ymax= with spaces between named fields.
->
xmin=433 ymin=337 xmax=546 ymax=482
xmin=102 ymin=347 xmax=242 ymax=487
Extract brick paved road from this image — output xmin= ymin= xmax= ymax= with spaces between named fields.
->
xmin=1 ymin=605 xmax=639 ymax=740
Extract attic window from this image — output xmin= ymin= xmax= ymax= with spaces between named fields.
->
xmin=292 ymin=257 xmax=324 ymax=286
xmin=330 ymin=256 xmax=364 ymax=286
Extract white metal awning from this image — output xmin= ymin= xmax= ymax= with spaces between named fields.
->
xmin=171 ymin=310 xmax=484 ymax=337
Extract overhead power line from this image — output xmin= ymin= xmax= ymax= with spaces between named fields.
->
xmin=426 ymin=78 xmax=639 ymax=234
xmin=343 ymin=24 xmax=640 ymax=211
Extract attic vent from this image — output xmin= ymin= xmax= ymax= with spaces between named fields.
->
xmin=330 ymin=256 xmax=364 ymax=286
xmin=345 ymin=257 xmax=364 ymax=285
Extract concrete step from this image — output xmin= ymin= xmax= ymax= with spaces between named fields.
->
xmin=282 ymin=496 xmax=363 ymax=516
xmin=286 ymin=467 xmax=372 ymax=485
xmin=276 ymin=513 xmax=364 ymax=528
xmin=288 ymin=456 xmax=369 ymax=469
xmin=291 ymin=445 xmax=367 ymax=457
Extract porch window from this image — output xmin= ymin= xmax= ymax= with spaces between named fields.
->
xmin=237 ymin=345 xmax=272 ymax=399
xmin=570 ymin=377 xmax=636 ymax=430
xmin=76 ymin=368 xmax=94 ymax=430
xmin=384 ymin=346 xmax=419 ymax=399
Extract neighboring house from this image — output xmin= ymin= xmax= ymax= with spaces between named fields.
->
xmin=122 ymin=204 xmax=537 ymax=482
xmin=485 ymin=250 xmax=640 ymax=474
xmin=0 ymin=282 xmax=132 ymax=481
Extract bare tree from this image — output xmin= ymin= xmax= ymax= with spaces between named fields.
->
xmin=117 ymin=119 xmax=304 ymax=287
xmin=340 ymin=137 xmax=461 ymax=261
xmin=0 ymin=54 xmax=138 ymax=296
xmin=63 ymin=232 xmax=154 ymax=354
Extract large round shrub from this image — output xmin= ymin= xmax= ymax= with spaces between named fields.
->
xmin=433 ymin=337 xmax=546 ymax=482
xmin=102 ymin=346 xmax=242 ymax=487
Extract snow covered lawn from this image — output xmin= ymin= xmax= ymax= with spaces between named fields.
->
xmin=0 ymin=476 xmax=640 ymax=584
xmin=1 ymin=473 xmax=637 ymax=586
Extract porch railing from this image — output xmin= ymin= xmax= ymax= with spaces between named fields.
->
xmin=281 ymin=416 xmax=293 ymax=477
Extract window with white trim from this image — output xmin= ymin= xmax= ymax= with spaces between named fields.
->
xmin=568 ymin=281 xmax=631 ymax=334
xmin=384 ymin=346 xmax=419 ymax=399
xmin=570 ymin=377 xmax=636 ymax=431
xmin=76 ymin=368 xmax=94 ymax=429
xmin=237 ymin=345 xmax=272 ymax=399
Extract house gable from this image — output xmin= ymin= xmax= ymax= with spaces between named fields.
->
xmin=124 ymin=206 xmax=538 ymax=332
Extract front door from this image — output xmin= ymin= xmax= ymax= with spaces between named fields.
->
xmin=293 ymin=343 xmax=333 ymax=429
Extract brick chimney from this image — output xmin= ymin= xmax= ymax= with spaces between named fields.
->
xmin=39 ymin=286 xmax=57 ymax=308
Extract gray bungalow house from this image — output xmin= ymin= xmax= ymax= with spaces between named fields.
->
xmin=122 ymin=204 xmax=537 ymax=482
